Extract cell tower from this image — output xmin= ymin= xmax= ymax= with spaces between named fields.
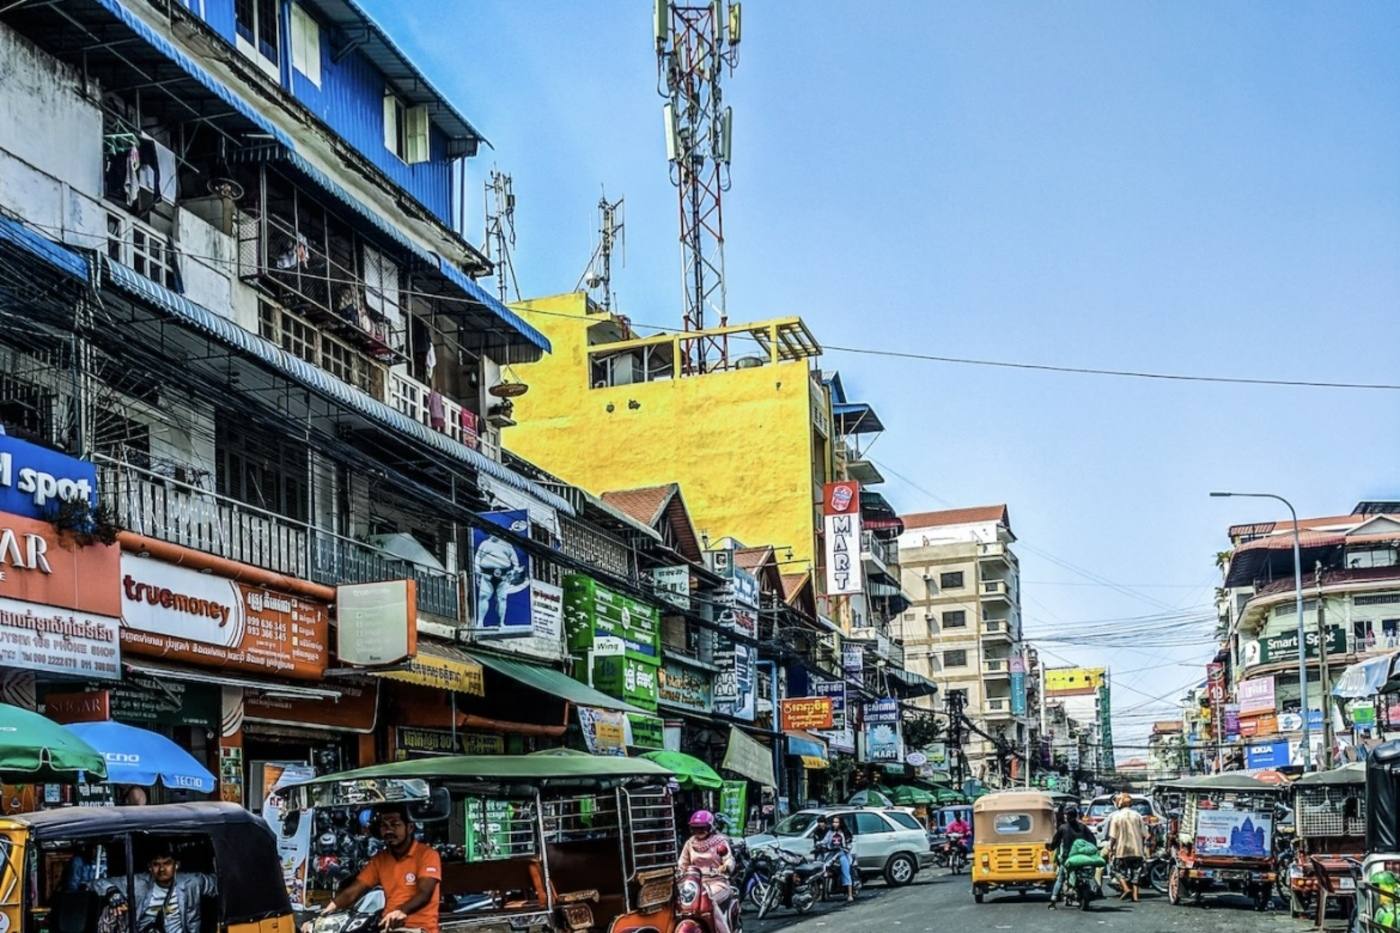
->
xmin=483 ymin=169 xmax=519 ymax=303
xmin=655 ymin=0 xmax=740 ymax=374
xmin=577 ymin=193 xmax=625 ymax=312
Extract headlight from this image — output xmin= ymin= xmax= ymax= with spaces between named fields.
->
xmin=344 ymin=915 xmax=375 ymax=933
xmin=679 ymin=880 xmax=700 ymax=902
xmin=313 ymin=916 xmax=351 ymax=933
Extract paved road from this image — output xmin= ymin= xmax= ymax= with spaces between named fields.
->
xmin=746 ymin=868 xmax=1302 ymax=933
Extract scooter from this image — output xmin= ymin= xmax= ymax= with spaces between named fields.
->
xmin=733 ymin=840 xmax=774 ymax=911
xmin=1061 ymin=867 xmax=1099 ymax=912
xmin=675 ymin=868 xmax=744 ymax=933
xmin=814 ymin=844 xmax=863 ymax=900
xmin=756 ymin=848 xmax=825 ymax=920
xmin=943 ymin=833 xmax=969 ymax=875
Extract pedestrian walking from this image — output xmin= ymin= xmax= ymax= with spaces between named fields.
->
xmin=1106 ymin=794 xmax=1147 ymax=903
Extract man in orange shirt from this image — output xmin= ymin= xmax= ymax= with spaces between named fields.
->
xmin=316 ymin=805 xmax=441 ymax=933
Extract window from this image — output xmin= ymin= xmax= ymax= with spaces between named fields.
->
xmin=771 ymin=813 xmax=819 ymax=838
xmin=944 ymin=649 xmax=968 ymax=668
xmin=383 ymin=92 xmax=430 ymax=164
xmin=943 ymin=610 xmax=967 ymax=629
xmin=260 ymin=302 xmax=316 ymax=364
xmin=851 ymin=812 xmax=890 ymax=835
xmin=940 ymin=571 xmax=964 ymax=589
xmin=290 ymin=4 xmax=321 ymax=86
xmin=362 ymin=245 xmax=402 ymax=329
xmin=1349 ymin=547 xmax=1399 ymax=569
xmin=993 ymin=813 xmax=1032 ymax=834
xmin=235 ymin=0 xmax=280 ymax=79
xmin=887 ymin=812 xmax=923 ymax=832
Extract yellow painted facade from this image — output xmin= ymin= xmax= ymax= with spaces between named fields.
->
xmin=504 ymin=292 xmax=832 ymax=567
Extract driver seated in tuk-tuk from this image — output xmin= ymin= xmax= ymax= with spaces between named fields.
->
xmin=93 ymin=841 xmax=217 ymax=933
xmin=314 ymin=805 xmax=442 ymax=933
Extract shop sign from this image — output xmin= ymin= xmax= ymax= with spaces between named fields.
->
xmin=810 ymin=676 xmax=846 ymax=729
xmin=42 ymin=689 xmax=110 ymax=723
xmin=719 ymin=780 xmax=748 ymax=835
xmin=1238 ymin=676 xmax=1276 ymax=715
xmin=381 ymin=647 xmax=485 ymax=696
xmin=722 ymin=724 xmax=776 ymax=786
xmin=1224 ymin=704 xmax=1240 ymax=739
xmin=864 ymin=697 xmax=900 ymax=724
xmin=822 ymin=481 xmax=863 ymax=596
xmin=822 ymin=725 xmax=856 ymax=754
xmin=336 ymin=580 xmax=416 ymax=665
xmin=1206 ymin=663 xmax=1226 ymax=703
xmin=246 ymin=680 xmax=379 ymax=733
xmin=653 ymin=566 xmax=691 ymax=610
xmin=120 ymin=554 xmax=329 ymax=679
xmin=780 ymin=697 xmax=834 ymax=731
xmin=925 ymin=742 xmax=950 ymax=773
xmin=589 ymin=655 xmax=659 ymax=711
xmin=714 ymin=640 xmax=756 ymax=722
xmin=394 ymin=727 xmax=504 ymax=758
xmin=1353 ymin=703 xmax=1378 ymax=727
xmin=842 ymin=645 xmax=864 ymax=674
xmin=564 ymin=575 xmax=661 ymax=665
xmin=41 ymin=676 xmax=221 ymax=729
xmin=658 ymin=660 xmax=712 ymax=713
xmin=0 ymin=595 xmax=121 ymax=681
xmin=471 ymin=510 xmax=533 ymax=635
xmin=1246 ymin=626 xmax=1347 ymax=665
xmin=862 ymin=697 xmax=902 ymax=763
xmin=578 ymin=706 xmax=628 ymax=756
xmin=0 ymin=435 xmax=97 ymax=521
xmin=627 ymin=712 xmax=665 ymax=750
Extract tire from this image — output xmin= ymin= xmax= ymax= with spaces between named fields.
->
xmin=793 ymin=881 xmax=818 ymax=915
xmin=1168 ymin=864 xmax=1182 ymax=906
xmin=1149 ymin=861 xmax=1169 ymax=895
xmin=885 ymin=852 xmax=918 ymax=886
xmin=1254 ymin=886 xmax=1271 ymax=912
xmin=745 ymin=879 xmax=768 ymax=912
xmin=1077 ymin=879 xmax=1093 ymax=911
xmin=974 ymin=885 xmax=985 ymax=904
xmin=757 ymin=880 xmax=781 ymax=920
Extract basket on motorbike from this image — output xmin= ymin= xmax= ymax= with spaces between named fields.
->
xmin=1162 ymin=772 xmax=1282 ymax=912
xmin=1287 ymin=762 xmax=1366 ymax=924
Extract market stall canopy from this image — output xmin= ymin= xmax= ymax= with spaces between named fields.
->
xmin=641 ymin=750 xmax=723 ymax=790
xmin=0 ymin=704 xmax=106 ymax=783
xmin=1157 ymin=772 xmax=1285 ymax=793
xmin=1295 ymin=762 xmax=1366 ymax=786
xmin=1335 ymin=651 xmax=1400 ymax=698
xmin=886 ymin=784 xmax=936 ymax=806
xmin=467 ymin=651 xmax=647 ymax=714
xmin=65 ymin=721 xmax=216 ymax=793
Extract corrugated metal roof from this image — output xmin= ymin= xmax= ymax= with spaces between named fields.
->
xmin=0 ymin=216 xmax=89 ymax=281
xmin=99 ymin=256 xmax=573 ymax=517
xmin=833 ymin=401 xmax=885 ymax=434
xmin=434 ymin=255 xmax=550 ymax=356
xmin=299 ymin=0 xmax=488 ymax=150
xmin=91 ymin=0 xmax=295 ymax=150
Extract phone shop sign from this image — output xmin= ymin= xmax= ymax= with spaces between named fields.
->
xmin=0 ymin=436 xmax=98 ymax=521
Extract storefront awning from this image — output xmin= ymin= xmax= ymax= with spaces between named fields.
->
xmin=466 ymin=651 xmax=646 ymax=715
xmin=126 ymin=661 xmax=341 ymax=700
xmin=722 ymin=725 xmax=777 ymax=787
xmin=887 ymin=667 xmax=939 ymax=699
xmin=373 ymin=641 xmax=486 ymax=696
xmin=800 ymin=756 xmax=829 ymax=771
xmin=786 ymin=732 xmax=828 ymax=759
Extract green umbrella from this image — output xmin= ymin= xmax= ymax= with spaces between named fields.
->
xmin=887 ymin=784 xmax=937 ymax=806
xmin=0 ymin=703 xmax=106 ymax=783
xmin=641 ymin=750 xmax=723 ymax=790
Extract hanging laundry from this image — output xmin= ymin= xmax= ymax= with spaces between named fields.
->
xmin=427 ymin=389 xmax=446 ymax=431
xmin=460 ymin=408 xmax=479 ymax=450
xmin=123 ymin=146 xmax=140 ymax=207
xmin=275 ymin=233 xmax=310 ymax=270
xmin=424 ymin=343 xmax=437 ymax=380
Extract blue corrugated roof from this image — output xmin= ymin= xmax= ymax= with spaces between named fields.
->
xmin=434 ymin=255 xmax=551 ymax=355
xmin=99 ymin=256 xmax=573 ymax=517
xmin=833 ymin=401 xmax=885 ymax=434
xmin=0 ymin=216 xmax=89 ymax=282
xmin=90 ymin=0 xmax=295 ymax=150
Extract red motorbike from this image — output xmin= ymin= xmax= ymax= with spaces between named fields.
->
xmin=674 ymin=868 xmax=743 ymax=933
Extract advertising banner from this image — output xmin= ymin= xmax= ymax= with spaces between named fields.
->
xmin=1194 ymin=808 xmax=1272 ymax=858
xmin=822 ymin=481 xmax=863 ymax=596
xmin=472 ymin=510 xmax=533 ymax=634
xmin=260 ymin=763 xmax=315 ymax=904
xmin=589 ymin=655 xmax=659 ymax=711
xmin=658 ymin=660 xmax=713 ymax=713
xmin=862 ymin=697 xmax=903 ymax=763
xmin=1238 ymin=676 xmax=1276 ymax=715
xmin=842 ymin=645 xmax=865 ymax=675
xmin=810 ymin=676 xmax=847 ymax=729
xmin=1010 ymin=670 xmax=1027 ymax=717
xmin=780 ymin=697 xmax=834 ymax=731
xmin=715 ymin=561 xmax=759 ymax=638
xmin=0 ymin=435 xmax=97 ymax=522
xmin=1224 ymin=704 xmax=1241 ymax=739
xmin=1245 ymin=626 xmax=1347 ymax=665
xmin=120 ymin=554 xmax=328 ymax=679
xmin=653 ymin=566 xmax=691 ymax=609
xmin=627 ymin=712 xmax=665 ymax=750
xmin=1044 ymin=667 xmax=1105 ymax=696
xmin=722 ymin=724 xmax=776 ymax=786
xmin=719 ymin=780 xmax=749 ymax=835
xmin=714 ymin=641 xmax=756 ymax=721
xmin=564 ymin=575 xmax=661 ymax=665
xmin=337 ymin=580 xmax=415 ymax=665
xmin=578 ymin=706 xmax=628 ymax=756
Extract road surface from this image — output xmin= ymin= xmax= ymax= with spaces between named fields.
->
xmin=746 ymin=868 xmax=1301 ymax=933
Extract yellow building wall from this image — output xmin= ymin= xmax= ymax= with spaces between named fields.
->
xmin=505 ymin=292 xmax=825 ymax=566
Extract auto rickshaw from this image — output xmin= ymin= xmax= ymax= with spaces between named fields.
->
xmin=970 ymin=790 xmax=1057 ymax=904
xmin=1286 ymin=762 xmax=1365 ymax=922
xmin=1356 ymin=740 xmax=1400 ymax=932
xmin=0 ymin=802 xmax=295 ymax=933
xmin=283 ymin=753 xmax=679 ymax=933
xmin=1164 ymin=772 xmax=1281 ymax=911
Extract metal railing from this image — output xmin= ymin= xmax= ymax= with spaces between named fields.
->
xmin=98 ymin=456 xmax=459 ymax=618
xmin=981 ymin=579 xmax=1009 ymax=598
xmin=983 ymin=657 xmax=1010 ymax=675
xmin=861 ymin=530 xmax=899 ymax=566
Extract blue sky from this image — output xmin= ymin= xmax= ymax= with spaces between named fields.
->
xmin=368 ymin=1 xmax=1400 ymax=752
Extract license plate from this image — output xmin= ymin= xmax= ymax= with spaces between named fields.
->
xmin=1340 ymin=878 xmax=1356 ymax=890
xmin=1222 ymin=871 xmax=1251 ymax=882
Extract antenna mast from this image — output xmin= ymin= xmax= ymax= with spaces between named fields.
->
xmin=656 ymin=0 xmax=740 ymax=374
xmin=483 ymin=169 xmax=519 ymax=303
xmin=577 ymin=193 xmax=625 ymax=312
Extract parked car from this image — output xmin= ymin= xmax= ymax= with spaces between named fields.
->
xmin=744 ymin=807 xmax=933 ymax=886
xmin=1082 ymin=794 xmax=1164 ymax=835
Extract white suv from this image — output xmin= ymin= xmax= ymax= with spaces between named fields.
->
xmin=744 ymin=807 xmax=933 ymax=885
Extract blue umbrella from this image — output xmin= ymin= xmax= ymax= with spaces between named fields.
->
xmin=65 ymin=721 xmax=216 ymax=793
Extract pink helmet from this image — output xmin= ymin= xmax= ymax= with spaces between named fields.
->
xmin=689 ymin=809 xmax=715 ymax=830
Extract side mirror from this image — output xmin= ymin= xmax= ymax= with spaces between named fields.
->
xmin=408 ymin=787 xmax=452 ymax=823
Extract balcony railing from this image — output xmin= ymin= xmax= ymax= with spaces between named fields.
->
xmin=985 ymin=697 xmax=1012 ymax=714
xmin=983 ymin=657 xmax=1011 ymax=675
xmin=861 ymin=531 xmax=899 ymax=567
xmin=239 ymin=210 xmax=406 ymax=363
xmin=982 ymin=619 xmax=1013 ymax=638
xmin=389 ymin=371 xmax=499 ymax=460
xmin=98 ymin=457 xmax=459 ymax=619
xmin=980 ymin=579 xmax=1010 ymax=599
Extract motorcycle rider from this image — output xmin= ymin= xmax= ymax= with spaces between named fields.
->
xmin=315 ymin=805 xmax=441 ymax=933
xmin=946 ymin=813 xmax=972 ymax=862
xmin=1106 ymin=793 xmax=1148 ymax=903
xmin=678 ymin=810 xmax=737 ymax=933
xmin=818 ymin=814 xmax=857 ymax=902
xmin=1045 ymin=806 xmax=1097 ymax=910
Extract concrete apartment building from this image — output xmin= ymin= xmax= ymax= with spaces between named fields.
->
xmin=896 ymin=505 xmax=1028 ymax=781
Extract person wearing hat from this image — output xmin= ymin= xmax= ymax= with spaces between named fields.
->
xmin=1106 ymin=793 xmax=1148 ymax=903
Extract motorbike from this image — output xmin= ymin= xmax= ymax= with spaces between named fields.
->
xmin=1061 ymin=866 xmax=1099 ymax=911
xmin=297 ymin=890 xmax=384 ymax=933
xmin=675 ymin=868 xmax=744 ymax=933
xmin=814 ymin=844 xmax=863 ymax=900
xmin=756 ymin=848 xmax=825 ymax=920
xmin=732 ymin=840 xmax=774 ymax=911
xmin=943 ymin=833 xmax=969 ymax=875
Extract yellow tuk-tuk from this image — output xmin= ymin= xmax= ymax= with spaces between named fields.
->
xmin=0 ymin=802 xmax=295 ymax=933
xmin=971 ymin=790 xmax=1058 ymax=903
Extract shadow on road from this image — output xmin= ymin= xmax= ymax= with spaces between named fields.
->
xmin=746 ymin=874 xmax=939 ymax=931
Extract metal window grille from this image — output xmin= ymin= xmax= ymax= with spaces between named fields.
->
xmin=621 ymin=787 xmax=677 ymax=879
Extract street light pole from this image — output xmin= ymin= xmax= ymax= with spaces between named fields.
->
xmin=1211 ymin=491 xmax=1311 ymax=772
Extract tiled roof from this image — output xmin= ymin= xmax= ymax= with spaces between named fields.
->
xmin=902 ymin=505 xmax=1009 ymax=530
xmin=735 ymin=545 xmax=775 ymax=573
xmin=1151 ymin=721 xmax=1183 ymax=735
xmin=600 ymin=484 xmax=677 ymax=527
xmin=1227 ymin=514 xmax=1367 ymax=538
xmin=781 ymin=572 xmax=809 ymax=602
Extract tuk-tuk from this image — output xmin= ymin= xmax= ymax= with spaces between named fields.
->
xmin=1286 ymin=762 xmax=1365 ymax=921
xmin=970 ymin=790 xmax=1057 ymax=903
xmin=284 ymin=753 xmax=679 ymax=933
xmin=0 ymin=802 xmax=294 ymax=933
xmin=1356 ymin=741 xmax=1400 ymax=933
xmin=1164 ymin=772 xmax=1281 ymax=911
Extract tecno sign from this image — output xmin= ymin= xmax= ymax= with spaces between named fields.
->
xmin=0 ymin=436 xmax=98 ymax=521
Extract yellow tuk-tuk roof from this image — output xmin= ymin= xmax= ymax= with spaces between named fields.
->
xmin=973 ymin=790 xmax=1055 ymax=812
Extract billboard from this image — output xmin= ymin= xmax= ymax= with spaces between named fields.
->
xmin=0 ymin=435 xmax=97 ymax=522
xmin=1238 ymin=676 xmax=1276 ymax=715
xmin=1044 ymin=667 xmax=1105 ymax=696
xmin=822 ymin=481 xmax=863 ymax=596
xmin=471 ymin=510 xmax=533 ymax=634
xmin=1194 ymin=809 xmax=1271 ymax=858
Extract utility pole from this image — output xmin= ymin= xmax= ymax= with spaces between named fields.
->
xmin=947 ymin=690 xmax=966 ymax=789
xmin=1316 ymin=561 xmax=1334 ymax=769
